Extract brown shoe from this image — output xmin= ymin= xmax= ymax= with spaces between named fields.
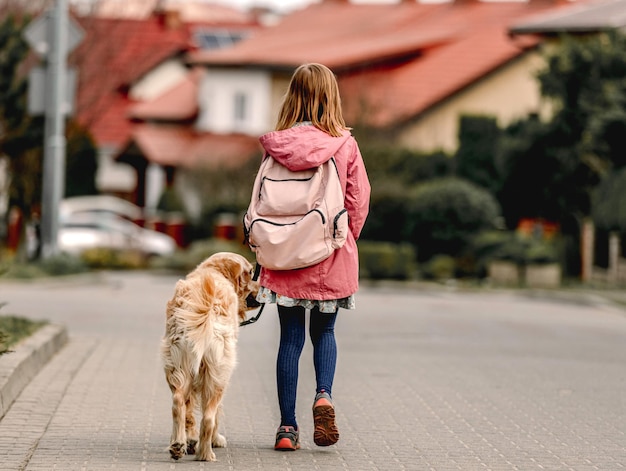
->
xmin=312 ymin=391 xmax=339 ymax=446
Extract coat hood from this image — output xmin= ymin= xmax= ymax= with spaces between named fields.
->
xmin=259 ymin=125 xmax=352 ymax=171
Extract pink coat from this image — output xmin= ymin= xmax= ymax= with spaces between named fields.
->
xmin=257 ymin=125 xmax=371 ymax=300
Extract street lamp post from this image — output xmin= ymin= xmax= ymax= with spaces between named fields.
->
xmin=25 ymin=0 xmax=83 ymax=259
xmin=39 ymin=0 xmax=69 ymax=259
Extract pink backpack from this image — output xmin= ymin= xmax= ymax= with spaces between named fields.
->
xmin=244 ymin=155 xmax=348 ymax=270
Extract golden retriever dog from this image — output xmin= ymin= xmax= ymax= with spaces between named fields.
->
xmin=161 ymin=252 xmax=260 ymax=461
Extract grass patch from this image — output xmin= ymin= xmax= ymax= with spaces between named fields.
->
xmin=0 ymin=304 xmax=47 ymax=356
xmin=0 ymin=253 xmax=89 ymax=279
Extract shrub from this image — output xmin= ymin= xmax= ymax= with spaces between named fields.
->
xmin=421 ymin=254 xmax=456 ymax=280
xmin=405 ymin=177 xmax=501 ymax=261
xmin=0 ymin=330 xmax=8 ymax=356
xmin=359 ymin=144 xmax=453 ymax=186
xmin=358 ymin=241 xmax=416 ymax=280
xmin=151 ymin=238 xmax=254 ymax=273
xmin=80 ymin=248 xmax=147 ymax=270
xmin=36 ymin=253 xmax=89 ymax=276
xmin=467 ymin=230 xmax=516 ymax=276
xmin=1 ymin=253 xmax=88 ymax=278
xmin=0 ymin=263 xmax=47 ymax=279
xmin=360 ymin=182 xmax=410 ymax=242
xmin=524 ymin=239 xmax=562 ymax=265
xmin=358 ymin=146 xmax=453 ymax=244
xmin=469 ymin=230 xmax=512 ymax=257
xmin=469 ymin=230 xmax=563 ymax=278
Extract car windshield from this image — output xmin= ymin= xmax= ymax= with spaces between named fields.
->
xmin=61 ymin=214 xmax=139 ymax=236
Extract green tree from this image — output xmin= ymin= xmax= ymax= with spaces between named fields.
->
xmin=494 ymin=32 xmax=626 ymax=276
xmin=0 ymin=13 xmax=44 ymax=257
xmin=591 ymin=167 xmax=626 ymax=233
xmin=455 ymin=115 xmax=501 ymax=195
xmin=537 ymin=31 xmax=626 ymax=177
xmin=65 ymin=121 xmax=98 ymax=197
xmin=496 ymin=115 xmax=592 ymax=230
xmin=496 ymin=32 xmax=626 ymax=227
xmin=0 ymin=13 xmax=99 ymax=256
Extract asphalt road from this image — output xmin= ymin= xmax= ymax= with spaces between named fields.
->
xmin=0 ymin=271 xmax=625 ymax=470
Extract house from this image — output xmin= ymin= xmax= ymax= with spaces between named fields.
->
xmin=69 ymin=1 xmax=260 ymax=214
xmin=186 ymin=0 xmax=591 ymax=155
xmin=103 ymin=0 xmax=604 ymax=230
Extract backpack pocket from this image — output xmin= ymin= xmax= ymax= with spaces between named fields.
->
xmin=248 ymin=210 xmax=332 ymax=270
xmin=257 ymin=168 xmax=322 ymax=217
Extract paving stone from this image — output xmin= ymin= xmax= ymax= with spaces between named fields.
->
xmin=0 ymin=273 xmax=624 ymax=470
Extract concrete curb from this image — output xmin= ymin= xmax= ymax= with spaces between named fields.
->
xmin=0 ymin=323 xmax=68 ymax=420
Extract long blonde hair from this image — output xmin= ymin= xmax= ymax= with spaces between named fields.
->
xmin=275 ymin=63 xmax=348 ymax=137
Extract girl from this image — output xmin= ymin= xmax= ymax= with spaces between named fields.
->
xmin=254 ymin=63 xmax=371 ymax=451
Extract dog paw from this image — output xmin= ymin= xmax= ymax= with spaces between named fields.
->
xmin=186 ymin=439 xmax=197 ymax=455
xmin=169 ymin=442 xmax=186 ymax=460
xmin=212 ymin=433 xmax=227 ymax=448
xmin=195 ymin=447 xmax=216 ymax=462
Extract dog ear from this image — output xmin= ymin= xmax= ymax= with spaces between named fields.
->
xmin=202 ymin=253 xmax=252 ymax=296
xmin=227 ymin=258 xmax=249 ymax=295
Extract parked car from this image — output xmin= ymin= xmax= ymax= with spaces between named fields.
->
xmin=59 ymin=195 xmax=143 ymax=221
xmin=58 ymin=213 xmax=177 ymax=257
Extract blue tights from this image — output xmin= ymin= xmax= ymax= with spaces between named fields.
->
xmin=276 ymin=304 xmax=338 ymax=429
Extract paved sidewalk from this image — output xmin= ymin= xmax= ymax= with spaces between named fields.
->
xmin=1 ymin=272 xmax=625 ymax=470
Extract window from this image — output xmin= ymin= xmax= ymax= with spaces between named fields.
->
xmin=234 ymin=92 xmax=247 ymax=125
xmin=193 ymin=29 xmax=249 ymax=50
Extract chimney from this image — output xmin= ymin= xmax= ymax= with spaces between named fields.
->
xmin=155 ymin=6 xmax=182 ymax=30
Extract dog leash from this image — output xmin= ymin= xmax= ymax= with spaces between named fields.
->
xmin=240 ymin=303 xmax=264 ymax=327
xmin=240 ymin=263 xmax=264 ymax=327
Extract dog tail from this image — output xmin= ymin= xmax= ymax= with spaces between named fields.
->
xmin=171 ymin=274 xmax=235 ymax=375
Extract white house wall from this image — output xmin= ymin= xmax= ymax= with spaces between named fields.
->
xmin=129 ymin=59 xmax=189 ymax=102
xmin=397 ymin=51 xmax=548 ymax=153
xmin=196 ymin=68 xmax=272 ymax=135
xmin=96 ymin=146 xmax=136 ymax=192
xmin=95 ymin=60 xmax=186 ymax=196
xmin=145 ymin=163 xmax=165 ymax=211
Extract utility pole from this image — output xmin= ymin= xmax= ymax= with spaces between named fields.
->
xmin=40 ymin=0 xmax=69 ymax=259
xmin=24 ymin=0 xmax=83 ymax=259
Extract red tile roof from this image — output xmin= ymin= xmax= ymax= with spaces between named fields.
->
xmin=188 ymin=0 xmax=588 ymax=128
xmin=118 ymin=124 xmax=261 ymax=168
xmin=71 ymin=15 xmax=191 ymax=146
